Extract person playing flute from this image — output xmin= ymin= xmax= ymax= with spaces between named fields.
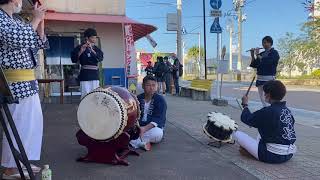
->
xmin=249 ymin=36 xmax=280 ymax=107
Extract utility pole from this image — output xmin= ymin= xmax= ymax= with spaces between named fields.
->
xmin=236 ymin=0 xmax=243 ymax=71
xmin=198 ymin=32 xmax=201 ymax=78
xmin=198 ymin=33 xmax=201 ymax=64
xmin=177 ymin=0 xmax=182 ymax=64
xmin=227 ymin=19 xmax=234 ymax=71
xmin=203 ymin=0 xmax=207 ymax=79
xmin=182 ymin=41 xmax=185 ymax=78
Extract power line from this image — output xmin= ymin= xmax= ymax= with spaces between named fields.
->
xmin=127 ymin=0 xmax=176 ymax=7
xmin=127 ymin=4 xmax=174 ymax=8
xmin=244 ymin=0 xmax=258 ymax=6
xmin=189 ymin=19 xmax=213 ymax=33
xmin=135 ymin=15 xmax=212 ymax=20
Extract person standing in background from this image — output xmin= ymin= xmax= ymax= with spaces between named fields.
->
xmin=154 ymin=57 xmax=167 ymax=95
xmin=172 ymin=57 xmax=181 ymax=95
xmin=163 ymin=56 xmax=172 ymax=94
xmin=249 ymin=36 xmax=280 ymax=107
xmin=71 ymin=28 xmax=104 ymax=98
xmin=145 ymin=61 xmax=154 ymax=76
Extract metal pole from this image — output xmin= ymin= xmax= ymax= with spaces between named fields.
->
xmin=229 ymin=19 xmax=233 ymax=71
xmin=198 ymin=32 xmax=201 ymax=78
xmin=182 ymin=41 xmax=185 ymax=78
xmin=216 ymin=33 xmax=220 ymax=98
xmin=237 ymin=3 xmax=243 ymax=71
xmin=203 ymin=0 xmax=207 ymax=79
xmin=177 ymin=0 xmax=182 ymax=63
xmin=219 ymin=33 xmax=222 ymax=98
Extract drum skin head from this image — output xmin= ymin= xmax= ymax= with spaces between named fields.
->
xmin=203 ymin=112 xmax=238 ymax=142
xmin=77 ymin=90 xmax=127 ymax=140
xmin=207 ymin=112 xmax=238 ymax=131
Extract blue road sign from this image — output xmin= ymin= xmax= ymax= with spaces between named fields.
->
xmin=210 ymin=17 xmax=222 ymax=33
xmin=210 ymin=0 xmax=222 ymax=9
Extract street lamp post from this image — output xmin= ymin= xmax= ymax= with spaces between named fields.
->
xmin=177 ymin=0 xmax=182 ymax=64
xmin=226 ymin=18 xmax=234 ymax=72
xmin=233 ymin=0 xmax=246 ymax=72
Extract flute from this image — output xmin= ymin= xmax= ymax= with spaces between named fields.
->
xmin=245 ymin=48 xmax=263 ymax=52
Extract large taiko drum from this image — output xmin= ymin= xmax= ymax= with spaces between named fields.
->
xmin=77 ymin=86 xmax=140 ymax=141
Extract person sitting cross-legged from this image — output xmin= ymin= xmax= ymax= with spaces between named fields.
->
xmin=233 ymin=80 xmax=297 ymax=164
xmin=130 ymin=75 xmax=167 ymax=151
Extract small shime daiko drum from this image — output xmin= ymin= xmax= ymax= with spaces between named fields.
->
xmin=76 ymin=86 xmax=141 ymax=165
xmin=77 ymin=86 xmax=140 ymax=141
xmin=203 ymin=112 xmax=238 ymax=143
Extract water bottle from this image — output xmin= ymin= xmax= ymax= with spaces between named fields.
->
xmin=41 ymin=165 xmax=52 ymax=180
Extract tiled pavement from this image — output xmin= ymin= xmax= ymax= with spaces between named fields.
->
xmin=164 ymin=94 xmax=320 ymax=180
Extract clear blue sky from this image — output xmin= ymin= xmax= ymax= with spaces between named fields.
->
xmin=126 ymin=0 xmax=309 ymax=58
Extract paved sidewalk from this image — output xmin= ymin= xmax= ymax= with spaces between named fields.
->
xmin=17 ymin=103 xmax=256 ymax=180
xmin=164 ymin=95 xmax=320 ymax=180
xmin=1 ymin=85 xmax=319 ymax=179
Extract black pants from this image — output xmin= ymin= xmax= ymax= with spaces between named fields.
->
xmin=173 ymin=77 xmax=179 ymax=94
xmin=165 ymin=73 xmax=171 ymax=93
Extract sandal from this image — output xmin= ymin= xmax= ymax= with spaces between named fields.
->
xmin=22 ymin=164 xmax=41 ymax=173
xmin=2 ymin=172 xmax=30 ymax=179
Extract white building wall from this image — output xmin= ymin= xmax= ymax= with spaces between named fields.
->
xmin=43 ymin=0 xmax=126 ymax=15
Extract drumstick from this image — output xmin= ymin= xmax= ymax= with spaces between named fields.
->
xmin=236 ymin=98 xmax=243 ymax=111
xmin=245 ymin=76 xmax=256 ymax=97
xmin=235 ymin=76 xmax=255 ymax=111
xmin=240 ymin=76 xmax=256 ymax=129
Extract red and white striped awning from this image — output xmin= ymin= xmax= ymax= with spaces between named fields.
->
xmin=45 ymin=12 xmax=157 ymax=41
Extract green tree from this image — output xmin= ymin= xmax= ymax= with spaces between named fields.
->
xmin=278 ymin=33 xmax=302 ymax=77
xmin=296 ymin=62 xmax=307 ymax=75
xmin=278 ymin=2 xmax=320 ymax=78
xmin=295 ymin=39 xmax=320 ymax=72
xmin=186 ymin=46 xmax=205 ymax=78
xmin=303 ymin=2 xmax=320 ymax=40
xmin=152 ymin=52 xmax=166 ymax=62
xmin=298 ymin=2 xmax=320 ymax=72
xmin=187 ymin=46 xmax=204 ymax=62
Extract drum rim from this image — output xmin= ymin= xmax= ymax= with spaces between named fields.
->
xmin=78 ymin=88 xmax=128 ymax=141
xmin=131 ymin=93 xmax=141 ymax=122
xmin=203 ymin=124 xmax=233 ymax=143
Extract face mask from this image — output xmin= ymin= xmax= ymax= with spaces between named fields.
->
xmin=14 ymin=2 xmax=22 ymax=14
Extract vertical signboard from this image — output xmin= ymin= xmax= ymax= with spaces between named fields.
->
xmin=124 ymin=25 xmax=138 ymax=91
